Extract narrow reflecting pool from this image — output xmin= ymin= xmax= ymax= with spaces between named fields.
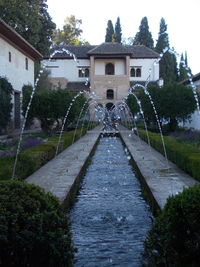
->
xmin=69 ymin=137 xmax=153 ymax=266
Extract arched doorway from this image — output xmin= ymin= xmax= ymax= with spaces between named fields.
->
xmin=106 ymin=102 xmax=115 ymax=110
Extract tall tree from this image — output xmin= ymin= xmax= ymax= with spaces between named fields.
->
xmin=155 ymin=17 xmax=169 ymax=53
xmin=178 ymin=52 xmax=192 ymax=81
xmin=178 ymin=53 xmax=189 ymax=82
xmin=0 ymin=0 xmax=56 ymax=55
xmin=113 ymin=17 xmax=122 ymax=43
xmin=105 ymin=20 xmax=114 ymax=42
xmin=155 ymin=18 xmax=178 ymax=84
xmin=133 ymin=17 xmax=154 ymax=48
xmin=52 ymin=15 xmax=88 ymax=45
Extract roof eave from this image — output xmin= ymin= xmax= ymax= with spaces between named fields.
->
xmin=0 ymin=19 xmax=43 ymax=60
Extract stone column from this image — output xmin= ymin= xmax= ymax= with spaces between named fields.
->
xmin=126 ymin=55 xmax=130 ymax=76
xmin=90 ymin=56 xmax=95 ymax=91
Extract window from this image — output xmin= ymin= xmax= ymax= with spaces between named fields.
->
xmin=107 ymin=89 xmax=114 ymax=99
xmin=9 ymin=52 xmax=11 ymax=62
xmin=136 ymin=68 xmax=141 ymax=77
xmin=25 ymin=58 xmax=28 ymax=70
xmin=78 ymin=68 xmax=89 ymax=77
xmin=105 ymin=63 xmax=114 ymax=75
xmin=130 ymin=67 xmax=142 ymax=77
xmin=130 ymin=68 xmax=135 ymax=77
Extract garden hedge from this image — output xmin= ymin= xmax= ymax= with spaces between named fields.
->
xmin=0 ymin=180 xmax=75 ymax=266
xmin=138 ymin=129 xmax=200 ymax=181
xmin=143 ymin=185 xmax=200 ymax=266
xmin=0 ymin=127 xmax=88 ymax=180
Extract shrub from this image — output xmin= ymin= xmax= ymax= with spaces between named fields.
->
xmin=0 ymin=126 xmax=89 ymax=180
xmin=143 ymin=185 xmax=200 ymax=266
xmin=0 ymin=180 xmax=75 ymax=266
xmin=0 ymin=77 xmax=13 ymax=133
xmin=138 ymin=129 xmax=200 ymax=181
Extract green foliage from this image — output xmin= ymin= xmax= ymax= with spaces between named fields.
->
xmin=155 ymin=18 xmax=178 ymax=84
xmin=138 ymin=129 xmax=200 ymax=181
xmin=105 ymin=20 xmax=115 ymax=42
xmin=143 ymin=185 xmax=200 ymax=266
xmin=113 ymin=17 xmax=122 ymax=43
xmin=0 ymin=180 xmax=75 ymax=266
xmin=0 ymin=0 xmax=56 ymax=55
xmin=127 ymin=83 xmax=196 ymax=132
xmin=0 ymin=127 xmax=88 ymax=180
xmin=52 ymin=15 xmax=89 ymax=45
xmin=0 ymin=77 xmax=13 ymax=133
xmin=159 ymin=51 xmax=178 ymax=84
xmin=22 ymin=87 xmax=88 ymax=134
xmin=178 ymin=52 xmax=192 ymax=82
xmin=160 ymin=83 xmax=196 ymax=131
xmin=155 ymin=17 xmax=169 ymax=53
xmin=133 ymin=17 xmax=154 ymax=48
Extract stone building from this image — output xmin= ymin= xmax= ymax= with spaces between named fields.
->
xmin=43 ymin=42 xmax=160 ymax=109
xmin=0 ymin=19 xmax=42 ymax=130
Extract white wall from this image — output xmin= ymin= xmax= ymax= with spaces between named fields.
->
xmin=43 ymin=59 xmax=90 ymax=82
xmin=0 ymin=37 xmax=34 ymax=92
xmin=130 ymin=58 xmax=159 ymax=81
xmin=94 ymin=59 xmax=126 ymax=75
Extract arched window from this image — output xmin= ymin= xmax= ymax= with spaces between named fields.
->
xmin=25 ymin=58 xmax=28 ymax=70
xmin=136 ymin=68 xmax=141 ymax=77
xmin=84 ymin=68 xmax=89 ymax=77
xmin=9 ymin=52 xmax=11 ymax=62
xmin=130 ymin=68 xmax=135 ymax=77
xmin=107 ymin=89 xmax=114 ymax=99
xmin=106 ymin=102 xmax=115 ymax=110
xmin=105 ymin=63 xmax=114 ymax=75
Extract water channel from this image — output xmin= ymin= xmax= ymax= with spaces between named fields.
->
xmin=69 ymin=136 xmax=153 ymax=266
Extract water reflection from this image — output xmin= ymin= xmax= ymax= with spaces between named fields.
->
xmin=70 ymin=137 xmax=153 ymax=266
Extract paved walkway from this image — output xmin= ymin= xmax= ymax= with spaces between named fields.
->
xmin=118 ymin=126 xmax=199 ymax=209
xmin=26 ymin=125 xmax=199 ymax=210
xmin=26 ymin=125 xmax=102 ymax=205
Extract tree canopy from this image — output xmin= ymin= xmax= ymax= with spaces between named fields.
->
xmin=113 ymin=17 xmax=122 ymax=43
xmin=105 ymin=20 xmax=115 ymax=42
xmin=0 ymin=77 xmax=13 ymax=133
xmin=0 ymin=0 xmax=56 ymax=55
xmin=52 ymin=15 xmax=89 ymax=45
xmin=133 ymin=17 xmax=154 ymax=48
xmin=127 ymin=83 xmax=196 ymax=132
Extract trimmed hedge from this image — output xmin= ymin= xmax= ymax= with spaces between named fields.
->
xmin=143 ymin=185 xmax=200 ymax=266
xmin=0 ymin=180 xmax=75 ymax=266
xmin=0 ymin=127 xmax=88 ymax=180
xmin=138 ymin=129 xmax=200 ymax=181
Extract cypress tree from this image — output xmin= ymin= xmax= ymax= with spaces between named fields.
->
xmin=133 ymin=17 xmax=154 ymax=48
xmin=155 ymin=18 xmax=178 ymax=84
xmin=105 ymin=20 xmax=114 ymax=42
xmin=178 ymin=52 xmax=192 ymax=82
xmin=113 ymin=17 xmax=122 ymax=43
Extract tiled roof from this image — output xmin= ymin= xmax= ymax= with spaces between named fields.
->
xmin=49 ymin=45 xmax=95 ymax=59
xmin=126 ymin=45 xmax=159 ymax=58
xmin=0 ymin=19 xmax=42 ymax=60
xmin=88 ymin=42 xmax=132 ymax=55
xmin=182 ymin=72 xmax=200 ymax=85
xmin=49 ymin=43 xmax=159 ymax=59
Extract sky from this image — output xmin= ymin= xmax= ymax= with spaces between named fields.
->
xmin=47 ymin=0 xmax=200 ymax=74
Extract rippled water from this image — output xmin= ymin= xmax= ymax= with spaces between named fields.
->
xmin=69 ymin=137 xmax=153 ymax=266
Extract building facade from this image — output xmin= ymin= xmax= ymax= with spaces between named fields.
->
xmin=0 ymin=19 xmax=42 ymax=130
xmin=181 ymin=72 xmax=200 ymax=130
xmin=43 ymin=43 xmax=160 ymax=109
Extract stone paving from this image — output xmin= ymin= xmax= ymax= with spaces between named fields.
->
xmin=26 ymin=125 xmax=199 ymax=210
xmin=118 ymin=126 xmax=199 ymax=210
xmin=26 ymin=125 xmax=102 ymax=204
